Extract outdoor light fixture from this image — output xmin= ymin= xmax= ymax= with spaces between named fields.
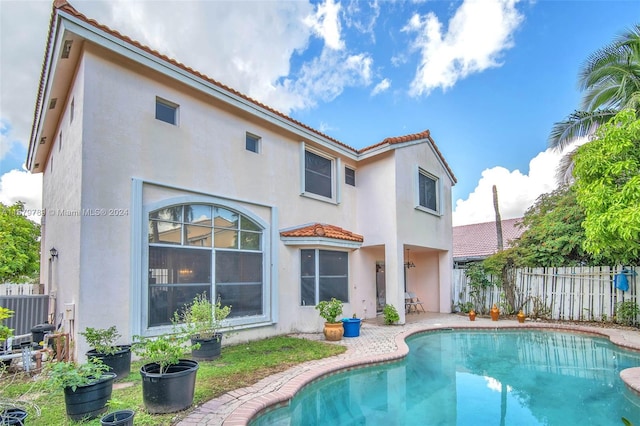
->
xmin=404 ymin=249 xmax=415 ymax=269
xmin=50 ymin=247 xmax=58 ymax=259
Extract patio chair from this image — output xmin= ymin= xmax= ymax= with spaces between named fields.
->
xmin=405 ymin=292 xmax=419 ymax=313
xmin=407 ymin=292 xmax=426 ymax=313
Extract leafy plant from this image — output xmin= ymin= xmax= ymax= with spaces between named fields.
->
xmin=173 ymin=293 xmax=231 ymax=340
xmin=530 ymin=296 xmax=552 ymax=320
xmin=45 ymin=358 xmax=110 ymax=391
xmin=315 ymin=298 xmax=343 ymax=324
xmin=464 ymin=263 xmax=494 ymax=314
xmin=80 ymin=326 xmax=123 ymax=355
xmin=0 ymin=202 xmax=41 ymax=283
xmin=616 ymin=300 xmax=640 ymax=326
xmin=0 ymin=307 xmax=14 ymax=341
xmin=383 ymin=304 xmax=400 ymax=325
xmin=132 ymin=333 xmax=193 ymax=374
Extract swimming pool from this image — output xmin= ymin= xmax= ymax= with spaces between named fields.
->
xmin=251 ymin=330 xmax=640 ymax=425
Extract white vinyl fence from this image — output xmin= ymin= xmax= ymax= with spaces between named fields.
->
xmin=0 ymin=283 xmax=43 ymax=296
xmin=452 ymin=266 xmax=639 ymax=321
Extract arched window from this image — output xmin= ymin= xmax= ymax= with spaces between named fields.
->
xmin=147 ymin=204 xmax=263 ymax=327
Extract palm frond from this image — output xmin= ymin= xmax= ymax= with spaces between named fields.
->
xmin=547 ymin=109 xmax=617 ymax=151
xmin=555 ymin=148 xmax=578 ymax=186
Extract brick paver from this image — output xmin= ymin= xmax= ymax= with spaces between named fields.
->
xmin=176 ymin=313 xmax=640 ymax=425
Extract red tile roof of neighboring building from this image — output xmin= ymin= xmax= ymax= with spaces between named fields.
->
xmin=29 ymin=1 xmax=455 ymax=184
xmin=280 ymin=223 xmax=364 ymax=243
xmin=453 ymin=218 xmax=525 ymax=260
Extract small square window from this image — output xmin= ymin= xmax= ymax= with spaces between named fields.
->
xmin=156 ymin=97 xmax=178 ymax=125
xmin=345 ymin=167 xmax=355 ymax=186
xmin=246 ymin=133 xmax=260 ymax=153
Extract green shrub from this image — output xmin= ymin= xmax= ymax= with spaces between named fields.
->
xmin=383 ymin=304 xmax=399 ymax=325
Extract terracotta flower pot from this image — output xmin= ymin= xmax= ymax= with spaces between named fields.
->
xmin=490 ymin=304 xmax=500 ymax=321
xmin=468 ymin=310 xmax=476 ymax=321
xmin=323 ymin=322 xmax=344 ymax=341
xmin=517 ymin=310 xmax=526 ymax=323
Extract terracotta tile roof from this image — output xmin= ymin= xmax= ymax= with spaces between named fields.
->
xmin=453 ymin=218 xmax=525 ymax=260
xmin=30 ymin=1 xmax=455 ymax=183
xmin=280 ymin=223 xmax=364 ymax=243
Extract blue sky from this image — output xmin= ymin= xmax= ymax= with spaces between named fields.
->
xmin=1 ymin=0 xmax=639 ymax=224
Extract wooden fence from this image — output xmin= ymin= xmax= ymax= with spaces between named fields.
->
xmin=452 ymin=266 xmax=639 ymax=321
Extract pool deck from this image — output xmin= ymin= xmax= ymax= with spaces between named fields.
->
xmin=177 ymin=313 xmax=640 ymax=425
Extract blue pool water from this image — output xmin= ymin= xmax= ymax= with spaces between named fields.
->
xmin=251 ymin=330 xmax=640 ymax=425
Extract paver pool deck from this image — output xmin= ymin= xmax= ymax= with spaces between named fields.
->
xmin=177 ymin=313 xmax=640 ymax=425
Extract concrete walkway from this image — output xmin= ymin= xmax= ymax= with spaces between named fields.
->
xmin=177 ymin=313 xmax=640 ymax=425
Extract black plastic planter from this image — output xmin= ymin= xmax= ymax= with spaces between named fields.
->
xmin=191 ymin=334 xmax=222 ymax=360
xmin=64 ymin=373 xmax=116 ymax=421
xmin=87 ymin=345 xmax=132 ymax=380
xmin=100 ymin=409 xmax=135 ymax=426
xmin=140 ymin=359 xmax=199 ymax=414
xmin=0 ymin=407 xmax=28 ymax=425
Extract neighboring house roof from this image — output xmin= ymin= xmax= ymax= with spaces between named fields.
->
xmin=27 ymin=0 xmax=456 ymax=185
xmin=453 ymin=218 xmax=524 ymax=261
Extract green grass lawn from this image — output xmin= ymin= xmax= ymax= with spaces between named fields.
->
xmin=0 ymin=335 xmax=346 ymax=425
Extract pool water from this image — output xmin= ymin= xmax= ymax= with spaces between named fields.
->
xmin=251 ymin=330 xmax=640 ymax=425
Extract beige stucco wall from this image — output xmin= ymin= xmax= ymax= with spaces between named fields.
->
xmin=40 ymin=42 xmax=454 ymax=359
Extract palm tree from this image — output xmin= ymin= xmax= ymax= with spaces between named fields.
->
xmin=549 ymin=24 xmax=640 ymax=180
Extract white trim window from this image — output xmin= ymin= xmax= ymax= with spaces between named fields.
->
xmin=417 ymin=169 xmax=440 ymax=214
xmin=302 ymin=147 xmax=335 ymax=200
xmin=147 ymin=203 xmax=263 ymax=327
xmin=155 ymin=97 xmax=178 ymax=125
xmin=300 ymin=249 xmax=348 ymax=306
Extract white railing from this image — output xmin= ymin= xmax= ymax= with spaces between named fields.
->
xmin=452 ymin=266 xmax=639 ymax=321
xmin=0 ymin=283 xmax=43 ymax=296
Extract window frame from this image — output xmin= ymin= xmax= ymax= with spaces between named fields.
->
xmin=345 ymin=166 xmax=355 ymax=186
xmin=245 ymin=132 xmax=261 ymax=153
xmin=155 ymin=97 xmax=179 ymax=125
xmin=416 ymin=168 xmax=441 ymax=215
xmin=301 ymin=146 xmax=336 ymax=203
xmin=300 ymin=248 xmax=349 ymax=306
xmin=145 ymin=201 xmax=268 ymax=333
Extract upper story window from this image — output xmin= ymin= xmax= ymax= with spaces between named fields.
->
xmin=155 ymin=97 xmax=178 ymax=125
xmin=304 ymin=150 xmax=333 ymax=198
xmin=418 ymin=169 xmax=439 ymax=214
xmin=345 ymin=167 xmax=355 ymax=186
xmin=246 ymin=133 xmax=261 ymax=153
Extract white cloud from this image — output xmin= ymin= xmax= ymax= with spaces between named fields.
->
xmin=452 ymin=144 xmax=579 ymax=226
xmin=0 ymin=169 xmax=43 ymax=221
xmin=304 ymin=0 xmax=345 ymax=50
xmin=371 ymin=78 xmax=391 ymax=96
xmin=404 ymin=0 xmax=523 ymax=96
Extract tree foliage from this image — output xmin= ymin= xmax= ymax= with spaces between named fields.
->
xmin=510 ymin=186 xmax=598 ymax=266
xmin=0 ymin=202 xmax=41 ymax=282
xmin=572 ymin=109 xmax=640 ymax=265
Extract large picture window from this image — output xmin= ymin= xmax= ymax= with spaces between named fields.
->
xmin=148 ymin=203 xmax=264 ymax=327
xmin=305 ymin=150 xmax=333 ymax=198
xmin=418 ymin=170 xmax=439 ymax=213
xmin=300 ymin=249 xmax=348 ymax=306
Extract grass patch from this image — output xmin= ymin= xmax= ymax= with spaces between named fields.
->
xmin=0 ymin=336 xmax=345 ymax=425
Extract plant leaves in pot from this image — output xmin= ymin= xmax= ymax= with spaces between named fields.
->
xmin=172 ymin=293 xmax=232 ymax=361
xmin=132 ymin=333 xmax=199 ymax=414
xmin=45 ymin=358 xmax=116 ymax=421
xmin=80 ymin=326 xmax=131 ymax=380
xmin=315 ymin=298 xmax=344 ymax=341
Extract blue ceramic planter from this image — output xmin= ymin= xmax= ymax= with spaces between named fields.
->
xmin=342 ymin=318 xmax=361 ymax=337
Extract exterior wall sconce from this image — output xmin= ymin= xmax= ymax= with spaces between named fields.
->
xmin=50 ymin=247 xmax=58 ymax=260
xmin=404 ymin=249 xmax=415 ymax=269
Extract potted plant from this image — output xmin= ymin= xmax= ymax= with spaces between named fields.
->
xmin=383 ymin=304 xmax=400 ymax=325
xmin=132 ymin=333 xmax=199 ymax=414
xmin=315 ymin=298 xmax=344 ymax=341
xmin=80 ymin=326 xmax=131 ymax=380
xmin=45 ymin=358 xmax=116 ymax=421
xmin=172 ymin=293 xmax=231 ymax=360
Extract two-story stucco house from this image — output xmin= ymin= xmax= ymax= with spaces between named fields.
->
xmin=27 ymin=1 xmax=457 ymax=359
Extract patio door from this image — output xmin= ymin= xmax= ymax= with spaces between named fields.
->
xmin=376 ymin=262 xmax=385 ymax=313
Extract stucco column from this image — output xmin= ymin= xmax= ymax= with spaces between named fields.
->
xmin=439 ymin=250 xmax=453 ymax=313
xmin=386 ymin=243 xmax=406 ymax=324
